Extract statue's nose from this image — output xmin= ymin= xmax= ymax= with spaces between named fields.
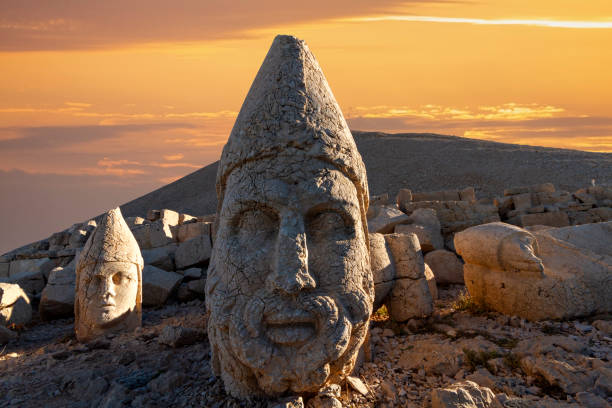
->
xmin=268 ymin=216 xmax=316 ymax=295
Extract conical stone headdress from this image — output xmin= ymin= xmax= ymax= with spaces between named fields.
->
xmin=78 ymin=207 xmax=143 ymax=269
xmin=216 ymin=35 xmax=369 ymax=222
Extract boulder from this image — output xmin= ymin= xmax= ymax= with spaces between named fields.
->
xmin=424 ymin=263 xmax=438 ymax=300
xmin=177 ymin=221 xmax=211 ymax=243
xmin=141 ymin=243 xmax=177 ymax=271
xmin=369 ymin=233 xmax=395 ymax=309
xmin=4 ymin=270 xmax=46 ymax=295
xmin=0 ymin=282 xmax=32 ymax=326
xmin=39 ymin=266 xmax=75 ymax=320
xmin=130 ymin=220 xmax=175 ymax=250
xmin=158 ymin=325 xmax=206 ymax=347
xmin=8 ymin=257 xmax=55 ymax=277
xmin=0 ymin=325 xmax=17 ymax=344
xmin=174 ymin=234 xmax=212 ymax=269
xmin=395 ymin=208 xmax=443 ymax=253
xmin=367 ymin=205 xmax=409 ymax=234
xmin=383 ymin=233 xmax=433 ymax=321
xmin=507 ymin=211 xmax=570 ymax=228
xmin=424 ymin=249 xmax=464 ymax=284
xmin=430 ymin=381 xmax=496 ymax=408
xmin=455 ymin=221 xmax=612 ymax=320
xmin=142 ymin=265 xmax=182 ymax=307
xmin=395 ymin=188 xmax=412 ymax=212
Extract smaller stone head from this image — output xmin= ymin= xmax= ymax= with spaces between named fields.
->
xmin=75 ymin=207 xmax=143 ymax=342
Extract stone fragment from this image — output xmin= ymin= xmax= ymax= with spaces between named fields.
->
xmin=430 ymin=381 xmax=496 ymax=408
xmin=206 ymin=35 xmax=373 ymax=399
xmin=182 ymin=267 xmax=202 ymax=279
xmin=179 ymin=213 xmax=197 ymax=224
xmin=269 ymin=396 xmax=304 ymax=408
xmin=174 ymin=234 xmax=212 ymax=269
xmin=8 ymin=257 xmax=55 ymax=277
xmin=39 ymin=266 xmax=75 ymax=320
xmin=367 ymin=205 xmax=409 ymax=234
xmin=130 ymin=220 xmax=175 ymax=250
xmin=383 ymin=233 xmax=433 ymax=321
xmin=125 ymin=216 xmax=146 ymax=228
xmin=177 ymin=221 xmax=211 ymax=243
xmin=507 ymin=211 xmax=570 ymax=228
xmin=395 ymin=208 xmax=443 ymax=253
xmin=186 ymin=278 xmax=206 ymax=296
xmin=369 ymin=193 xmax=389 ymax=207
xmin=521 ymin=356 xmax=593 ymax=394
xmin=0 ymin=282 xmax=32 ymax=326
xmin=576 ymin=392 xmax=608 ymax=408
xmin=369 ymin=233 xmax=395 ymax=309
xmin=345 ymin=376 xmax=368 ymax=396
xmin=142 ymin=265 xmax=182 ymax=307
xmin=504 ymin=183 xmax=555 ymax=196
xmin=158 ymin=209 xmax=179 ymax=226
xmin=0 ymin=325 xmax=17 ymax=344
xmin=158 ymin=325 xmax=206 ymax=347
xmin=75 ymin=207 xmax=143 ymax=342
xmin=459 ymin=187 xmax=476 ymax=202
xmin=141 ymin=243 xmax=177 ymax=271
xmin=0 ymin=262 xmax=8 ymax=278
xmin=396 ymin=188 xmax=412 ymax=212
xmin=146 ymin=209 xmax=160 ymax=221
xmin=306 ymin=384 xmax=342 ymax=408
xmin=176 ymin=283 xmax=197 ymax=302
xmin=594 ymin=366 xmax=612 ymax=397
xmin=455 ymin=221 xmax=612 ymax=320
xmin=3 ymin=270 xmax=45 ymax=295
xmin=424 ymin=249 xmax=464 ymax=284
xmin=512 ymin=193 xmax=532 ymax=211
xmin=424 ymin=263 xmax=438 ymax=300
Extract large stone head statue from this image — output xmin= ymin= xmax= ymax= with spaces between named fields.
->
xmin=75 ymin=207 xmax=143 ymax=342
xmin=206 ymin=35 xmax=374 ymax=399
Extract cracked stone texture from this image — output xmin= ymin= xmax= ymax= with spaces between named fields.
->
xmin=206 ymin=35 xmax=374 ymax=399
xmin=75 ymin=207 xmax=144 ymax=342
xmin=455 ymin=221 xmax=612 ymax=320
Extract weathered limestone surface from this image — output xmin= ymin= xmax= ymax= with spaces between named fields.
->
xmin=0 ymin=282 xmax=32 ymax=326
xmin=455 ymin=221 xmax=612 ymax=320
xmin=142 ymin=265 xmax=182 ymax=307
xmin=75 ymin=208 xmax=144 ymax=342
xmin=39 ymin=265 xmax=76 ymax=320
xmin=206 ymin=35 xmax=373 ymax=399
xmin=430 ymin=380 xmax=496 ymax=408
xmin=424 ymin=249 xmax=464 ymax=284
xmin=383 ymin=233 xmax=433 ymax=321
xmin=175 ymin=234 xmax=212 ymax=269
xmin=367 ymin=205 xmax=409 ymax=234
xmin=395 ymin=208 xmax=443 ymax=253
xmin=368 ymin=233 xmax=395 ymax=310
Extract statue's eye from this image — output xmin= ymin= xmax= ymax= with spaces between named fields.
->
xmin=237 ymin=208 xmax=279 ymax=240
xmin=112 ymin=273 xmax=122 ymax=285
xmin=307 ymin=210 xmax=353 ymax=241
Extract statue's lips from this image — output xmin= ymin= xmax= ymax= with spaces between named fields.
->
xmin=264 ymin=309 xmax=317 ymax=346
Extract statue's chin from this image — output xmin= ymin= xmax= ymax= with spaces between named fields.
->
xmin=226 ymin=293 xmax=355 ymax=395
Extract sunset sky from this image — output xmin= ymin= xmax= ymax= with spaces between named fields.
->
xmin=1 ymin=0 xmax=612 ymax=252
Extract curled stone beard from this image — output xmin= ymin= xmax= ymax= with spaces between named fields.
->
xmin=222 ymin=287 xmax=370 ymax=395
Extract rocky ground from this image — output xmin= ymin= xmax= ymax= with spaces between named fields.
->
xmin=1 ymin=287 xmax=610 ymax=408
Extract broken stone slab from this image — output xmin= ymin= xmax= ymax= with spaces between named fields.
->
xmin=455 ymin=221 xmax=612 ymax=320
xmin=177 ymin=221 xmax=211 ymax=243
xmin=0 ymin=325 xmax=17 ymax=344
xmin=174 ymin=234 xmax=212 ymax=269
xmin=521 ymin=356 xmax=594 ymax=395
xmin=367 ymin=205 xmax=409 ymax=234
xmin=158 ymin=325 xmax=206 ymax=347
xmin=383 ymin=233 xmax=433 ymax=321
xmin=2 ymin=270 xmax=46 ymax=296
xmin=369 ymin=233 xmax=395 ymax=310
xmin=395 ymin=208 xmax=443 ymax=253
xmin=8 ymin=257 xmax=55 ymax=277
xmin=424 ymin=249 xmax=464 ymax=284
xmin=430 ymin=381 xmax=496 ymax=408
xmin=142 ymin=265 xmax=182 ymax=307
xmin=412 ymin=187 xmax=476 ymax=203
xmin=141 ymin=243 xmax=177 ymax=272
xmin=39 ymin=266 xmax=76 ymax=320
xmin=504 ymin=182 xmax=555 ymax=196
xmin=0 ymin=262 xmax=8 ymax=278
xmin=507 ymin=211 xmax=570 ymax=228
xmin=130 ymin=220 xmax=175 ymax=250
xmin=0 ymin=282 xmax=32 ymax=326
xmin=396 ymin=188 xmax=413 ymax=213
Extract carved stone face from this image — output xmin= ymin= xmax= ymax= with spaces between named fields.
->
xmin=207 ymin=158 xmax=373 ymax=397
xmin=80 ymin=261 xmax=139 ymax=328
